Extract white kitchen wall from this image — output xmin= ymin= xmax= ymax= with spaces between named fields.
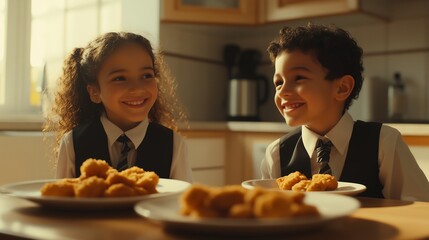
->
xmin=0 ymin=132 xmax=55 ymax=185
xmin=161 ymin=0 xmax=429 ymax=123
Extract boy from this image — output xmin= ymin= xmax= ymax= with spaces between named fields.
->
xmin=261 ymin=23 xmax=429 ymax=201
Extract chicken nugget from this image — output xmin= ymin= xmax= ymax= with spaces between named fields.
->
xmin=208 ymin=185 xmax=246 ymax=214
xmin=276 ymin=171 xmax=308 ymax=190
xmin=40 ymin=181 xmax=75 ymax=197
xmin=228 ymin=203 xmax=254 ymax=218
xmin=253 ymin=191 xmax=294 ymax=218
xmin=74 ymin=176 xmax=108 ymax=198
xmin=180 ymin=184 xmax=211 ymax=215
xmin=80 ymin=159 xmax=111 ymax=179
xmin=291 ymin=203 xmax=320 ymax=217
xmin=311 ymin=174 xmax=338 ymax=191
xmin=105 ymin=172 xmax=136 ymax=187
xmin=121 ymin=166 xmax=145 ymax=176
xmin=104 ymin=183 xmax=137 ymax=197
xmin=291 ymin=180 xmax=312 ymax=192
xmin=135 ymin=171 xmax=159 ymax=193
xmin=243 ymin=187 xmax=267 ymax=205
xmin=308 ymin=179 xmax=328 ymax=191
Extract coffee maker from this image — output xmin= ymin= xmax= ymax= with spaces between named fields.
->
xmin=225 ymin=47 xmax=268 ymax=121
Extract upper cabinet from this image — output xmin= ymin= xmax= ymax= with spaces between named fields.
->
xmin=265 ymin=0 xmax=389 ymax=23
xmin=161 ymin=0 xmax=260 ymax=25
xmin=161 ymin=0 xmax=389 ymax=25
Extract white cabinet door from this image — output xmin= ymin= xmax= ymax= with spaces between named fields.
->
xmin=185 ymin=133 xmax=226 ymax=186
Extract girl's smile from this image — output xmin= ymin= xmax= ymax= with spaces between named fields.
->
xmin=87 ymin=43 xmax=158 ymax=131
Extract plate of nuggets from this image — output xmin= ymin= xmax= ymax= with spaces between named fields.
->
xmin=241 ymin=171 xmax=367 ymax=196
xmin=134 ymin=184 xmax=360 ymax=235
xmin=0 ymin=159 xmax=191 ymax=210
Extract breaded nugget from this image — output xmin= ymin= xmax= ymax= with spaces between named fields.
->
xmin=104 ymin=183 xmax=137 ymax=197
xmin=105 ymin=172 xmax=136 ymax=187
xmin=291 ymin=180 xmax=312 ymax=192
xmin=228 ymin=203 xmax=254 ymax=218
xmin=276 ymin=171 xmax=308 ymax=190
xmin=135 ymin=171 xmax=159 ymax=193
xmin=74 ymin=176 xmax=108 ymax=198
xmin=179 ymin=184 xmax=318 ymax=219
xmin=40 ymin=181 xmax=75 ymax=197
xmin=179 ymin=184 xmax=212 ymax=216
xmin=180 ymin=184 xmax=210 ymax=209
xmin=253 ymin=191 xmax=294 ymax=218
xmin=311 ymin=174 xmax=338 ymax=191
xmin=243 ymin=187 xmax=267 ymax=205
xmin=291 ymin=204 xmax=320 ymax=217
xmin=209 ymin=185 xmax=246 ymax=213
xmin=80 ymin=159 xmax=111 ymax=179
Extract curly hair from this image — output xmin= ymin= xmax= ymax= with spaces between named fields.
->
xmin=267 ymin=23 xmax=364 ymax=111
xmin=44 ymin=32 xmax=186 ymax=157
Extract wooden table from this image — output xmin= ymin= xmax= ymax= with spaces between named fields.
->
xmin=0 ymin=194 xmax=428 ymax=240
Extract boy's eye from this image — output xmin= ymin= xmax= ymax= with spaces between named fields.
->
xmin=113 ymin=76 xmax=126 ymax=81
xmin=295 ymin=75 xmax=306 ymax=81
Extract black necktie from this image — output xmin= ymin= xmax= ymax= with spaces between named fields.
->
xmin=316 ymin=139 xmax=333 ymax=174
xmin=116 ymin=134 xmax=131 ymax=171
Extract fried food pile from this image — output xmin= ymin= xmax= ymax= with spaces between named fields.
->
xmin=179 ymin=184 xmax=319 ymax=219
xmin=276 ymin=171 xmax=338 ymax=192
xmin=41 ymin=158 xmax=159 ymax=198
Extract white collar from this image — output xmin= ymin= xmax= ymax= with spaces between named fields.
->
xmin=100 ymin=113 xmax=149 ymax=149
xmin=301 ymin=112 xmax=354 ymax=157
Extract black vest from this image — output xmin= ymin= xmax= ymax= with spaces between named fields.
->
xmin=279 ymin=120 xmax=384 ymax=198
xmin=72 ymin=118 xmax=173 ymax=178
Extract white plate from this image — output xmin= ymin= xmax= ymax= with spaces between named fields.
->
xmin=0 ymin=178 xmax=191 ymax=210
xmin=134 ymin=193 xmax=360 ymax=235
xmin=241 ymin=179 xmax=367 ymax=196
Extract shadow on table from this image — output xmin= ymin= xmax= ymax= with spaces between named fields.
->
xmin=163 ymin=217 xmax=399 ymax=240
xmin=357 ymin=197 xmax=414 ymax=208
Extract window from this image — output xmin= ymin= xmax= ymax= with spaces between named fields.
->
xmin=0 ymin=0 xmax=5 ymax=104
xmin=0 ymin=0 xmax=121 ymax=119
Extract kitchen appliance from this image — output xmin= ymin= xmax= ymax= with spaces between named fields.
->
xmin=226 ymin=48 xmax=268 ymax=121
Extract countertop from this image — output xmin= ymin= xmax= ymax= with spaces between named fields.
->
xmin=184 ymin=121 xmax=429 ymax=136
xmin=1 ymin=118 xmax=429 ymax=136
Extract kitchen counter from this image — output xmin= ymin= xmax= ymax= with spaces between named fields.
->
xmin=185 ymin=121 xmax=429 ymax=136
xmin=2 ymin=118 xmax=429 ymax=136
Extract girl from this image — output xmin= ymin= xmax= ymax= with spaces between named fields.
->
xmin=44 ymin=32 xmax=192 ymax=182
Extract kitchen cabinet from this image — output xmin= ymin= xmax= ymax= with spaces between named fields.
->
xmin=161 ymin=0 xmax=260 ymax=25
xmin=161 ymin=0 xmax=388 ymax=26
xmin=181 ymin=130 xmax=227 ymax=186
xmin=226 ymin=132 xmax=283 ymax=184
xmin=264 ymin=0 xmax=388 ymax=23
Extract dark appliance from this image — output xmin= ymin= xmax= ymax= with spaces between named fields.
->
xmin=225 ymin=47 xmax=269 ymax=121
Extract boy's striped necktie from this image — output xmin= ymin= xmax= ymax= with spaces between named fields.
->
xmin=316 ymin=139 xmax=333 ymax=175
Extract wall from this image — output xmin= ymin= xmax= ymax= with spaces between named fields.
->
xmin=160 ymin=0 xmax=429 ymax=123
xmin=0 ymin=132 xmax=55 ymax=185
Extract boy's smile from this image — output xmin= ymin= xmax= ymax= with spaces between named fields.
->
xmin=273 ymin=50 xmax=344 ymax=135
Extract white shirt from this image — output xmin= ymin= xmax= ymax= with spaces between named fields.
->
xmin=261 ymin=112 xmax=429 ymax=202
xmin=56 ymin=114 xmax=193 ymax=182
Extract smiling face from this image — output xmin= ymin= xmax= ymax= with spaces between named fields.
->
xmin=273 ymin=50 xmax=348 ymax=135
xmin=87 ymin=43 xmax=158 ymax=131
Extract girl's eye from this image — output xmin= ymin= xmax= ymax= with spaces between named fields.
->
xmin=142 ymin=73 xmax=154 ymax=79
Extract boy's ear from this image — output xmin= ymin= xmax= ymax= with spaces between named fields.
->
xmin=335 ymin=75 xmax=354 ymax=101
xmin=87 ymin=85 xmax=102 ymax=103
